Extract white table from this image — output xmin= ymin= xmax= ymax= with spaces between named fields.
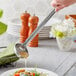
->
xmin=0 ymin=33 xmax=76 ymax=76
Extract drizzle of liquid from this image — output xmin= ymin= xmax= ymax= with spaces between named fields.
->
xmin=19 ymin=51 xmax=28 ymax=67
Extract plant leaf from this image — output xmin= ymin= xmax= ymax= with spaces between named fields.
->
xmin=0 ymin=9 xmax=3 ymax=18
xmin=0 ymin=22 xmax=7 ymax=35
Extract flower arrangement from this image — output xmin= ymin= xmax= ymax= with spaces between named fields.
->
xmin=51 ymin=18 xmax=76 ymax=38
xmin=51 ymin=18 xmax=76 ymax=51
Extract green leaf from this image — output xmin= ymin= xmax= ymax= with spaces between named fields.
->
xmin=0 ymin=22 xmax=7 ymax=35
xmin=0 ymin=9 xmax=3 ymax=18
xmin=0 ymin=43 xmax=19 ymax=66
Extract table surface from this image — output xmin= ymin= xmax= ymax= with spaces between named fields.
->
xmin=0 ymin=33 xmax=76 ymax=76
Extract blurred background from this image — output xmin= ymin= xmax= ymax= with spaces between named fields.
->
xmin=0 ymin=0 xmax=76 ymax=38
xmin=0 ymin=0 xmax=76 ymax=22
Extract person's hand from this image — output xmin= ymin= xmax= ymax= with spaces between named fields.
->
xmin=51 ymin=0 xmax=76 ymax=11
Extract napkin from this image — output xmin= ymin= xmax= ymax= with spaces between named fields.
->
xmin=0 ymin=43 xmax=19 ymax=66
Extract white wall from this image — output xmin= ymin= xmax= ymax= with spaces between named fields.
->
xmin=0 ymin=0 xmax=76 ymax=22
xmin=0 ymin=0 xmax=51 ymax=20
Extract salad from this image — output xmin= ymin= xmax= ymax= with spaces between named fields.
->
xmin=10 ymin=69 xmax=47 ymax=76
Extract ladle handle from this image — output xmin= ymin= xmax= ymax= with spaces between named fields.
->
xmin=23 ymin=9 xmax=55 ymax=46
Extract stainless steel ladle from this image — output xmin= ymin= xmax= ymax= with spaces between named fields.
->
xmin=14 ymin=9 xmax=55 ymax=58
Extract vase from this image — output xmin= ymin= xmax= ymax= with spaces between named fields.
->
xmin=56 ymin=37 xmax=73 ymax=51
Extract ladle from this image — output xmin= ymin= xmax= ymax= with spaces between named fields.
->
xmin=14 ymin=9 xmax=55 ymax=58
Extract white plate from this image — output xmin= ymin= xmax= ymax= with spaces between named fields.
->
xmin=0 ymin=68 xmax=58 ymax=76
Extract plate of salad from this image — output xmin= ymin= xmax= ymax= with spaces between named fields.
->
xmin=0 ymin=68 xmax=58 ymax=76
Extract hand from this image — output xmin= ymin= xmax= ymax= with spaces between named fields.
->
xmin=51 ymin=0 xmax=76 ymax=11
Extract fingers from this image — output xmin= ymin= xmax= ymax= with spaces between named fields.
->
xmin=51 ymin=0 xmax=65 ymax=12
xmin=51 ymin=0 xmax=57 ymax=7
xmin=51 ymin=0 xmax=63 ymax=12
xmin=51 ymin=0 xmax=60 ymax=7
xmin=51 ymin=0 xmax=76 ymax=12
xmin=55 ymin=5 xmax=65 ymax=12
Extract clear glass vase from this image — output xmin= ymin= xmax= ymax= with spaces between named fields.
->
xmin=56 ymin=37 xmax=73 ymax=51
